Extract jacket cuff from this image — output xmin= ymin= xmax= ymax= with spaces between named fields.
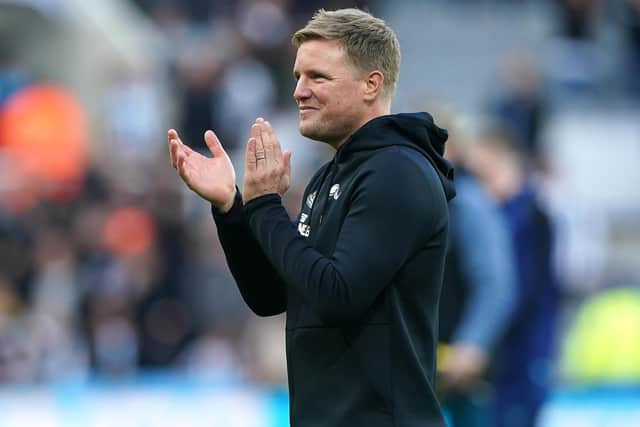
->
xmin=244 ymin=193 xmax=282 ymax=218
xmin=211 ymin=187 xmax=244 ymax=224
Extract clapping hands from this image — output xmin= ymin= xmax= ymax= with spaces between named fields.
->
xmin=168 ymin=118 xmax=291 ymax=211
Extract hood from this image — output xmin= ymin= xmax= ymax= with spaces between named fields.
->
xmin=338 ymin=112 xmax=456 ymax=201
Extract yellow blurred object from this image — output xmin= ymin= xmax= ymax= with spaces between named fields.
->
xmin=562 ymin=288 xmax=640 ymax=383
xmin=437 ymin=343 xmax=452 ymax=372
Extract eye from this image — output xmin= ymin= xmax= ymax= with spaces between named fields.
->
xmin=310 ymin=72 xmax=328 ymax=82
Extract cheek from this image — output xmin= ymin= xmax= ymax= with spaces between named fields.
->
xmin=326 ymin=88 xmax=360 ymax=117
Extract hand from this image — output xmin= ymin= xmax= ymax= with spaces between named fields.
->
xmin=242 ymin=118 xmax=292 ymax=203
xmin=168 ymin=128 xmax=237 ymax=212
xmin=439 ymin=343 xmax=488 ymax=392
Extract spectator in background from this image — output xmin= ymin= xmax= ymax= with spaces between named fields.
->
xmin=0 ymin=219 xmax=35 ymax=382
xmin=174 ymin=32 xmax=227 ymax=153
xmin=468 ymin=127 xmax=559 ymax=427
xmin=545 ymin=0 xmax=601 ymax=102
xmin=621 ymin=0 xmax=640 ymax=98
xmin=558 ymin=0 xmax=599 ymax=40
xmin=490 ymin=53 xmax=548 ymax=167
xmin=437 ymin=115 xmax=516 ymax=427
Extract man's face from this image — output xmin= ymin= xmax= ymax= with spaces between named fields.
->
xmin=293 ymin=39 xmax=366 ymax=147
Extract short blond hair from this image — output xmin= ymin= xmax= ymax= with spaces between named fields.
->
xmin=292 ymin=8 xmax=401 ymax=100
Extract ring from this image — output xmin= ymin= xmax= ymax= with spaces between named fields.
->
xmin=256 ymin=153 xmax=266 ymax=160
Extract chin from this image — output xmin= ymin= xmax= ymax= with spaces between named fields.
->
xmin=299 ymin=121 xmax=323 ymax=141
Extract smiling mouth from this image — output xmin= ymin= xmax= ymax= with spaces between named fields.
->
xmin=299 ymin=108 xmax=317 ymax=118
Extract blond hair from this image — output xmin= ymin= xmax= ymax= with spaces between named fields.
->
xmin=292 ymin=8 xmax=401 ymax=100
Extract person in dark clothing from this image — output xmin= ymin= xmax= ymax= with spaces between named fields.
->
xmin=438 ymin=124 xmax=517 ymax=427
xmin=469 ymin=127 xmax=558 ymax=427
xmin=168 ymin=8 xmax=455 ymax=427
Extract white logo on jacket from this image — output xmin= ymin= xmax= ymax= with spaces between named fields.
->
xmin=298 ymin=213 xmax=311 ymax=237
xmin=306 ymin=191 xmax=317 ymax=208
xmin=329 ymin=184 xmax=341 ymax=200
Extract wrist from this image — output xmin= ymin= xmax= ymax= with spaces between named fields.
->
xmin=244 ymin=193 xmax=282 ymax=217
xmin=216 ymin=187 xmax=238 ymax=214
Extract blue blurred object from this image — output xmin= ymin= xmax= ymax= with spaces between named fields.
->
xmin=2 ymin=375 xmax=640 ymax=427
xmin=0 ymin=373 xmax=284 ymax=427
xmin=539 ymin=386 xmax=640 ymax=427
xmin=0 ymin=69 xmax=30 ymax=106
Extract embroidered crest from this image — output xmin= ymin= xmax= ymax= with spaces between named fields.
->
xmin=306 ymin=191 xmax=317 ymax=208
xmin=329 ymin=184 xmax=341 ymax=200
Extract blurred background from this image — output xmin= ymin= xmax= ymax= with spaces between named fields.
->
xmin=0 ymin=0 xmax=639 ymax=426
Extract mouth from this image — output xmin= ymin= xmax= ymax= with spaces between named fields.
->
xmin=299 ymin=106 xmax=318 ymax=112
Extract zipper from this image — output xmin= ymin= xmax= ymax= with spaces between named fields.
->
xmin=309 ymin=158 xmax=338 ymax=230
xmin=308 ymin=142 xmax=347 ymax=229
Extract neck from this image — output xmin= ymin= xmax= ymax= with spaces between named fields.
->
xmin=333 ymin=102 xmax=391 ymax=150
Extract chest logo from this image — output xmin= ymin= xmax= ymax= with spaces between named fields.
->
xmin=298 ymin=212 xmax=311 ymax=237
xmin=329 ymin=184 xmax=341 ymax=200
xmin=306 ymin=191 xmax=317 ymax=209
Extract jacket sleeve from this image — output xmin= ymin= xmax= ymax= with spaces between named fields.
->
xmin=212 ymin=189 xmax=286 ymax=316
xmin=450 ymin=180 xmax=516 ymax=350
xmin=244 ymin=152 xmax=447 ymax=325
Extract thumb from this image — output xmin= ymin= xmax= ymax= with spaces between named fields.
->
xmin=204 ymin=130 xmax=226 ymax=158
xmin=283 ymin=150 xmax=292 ymax=177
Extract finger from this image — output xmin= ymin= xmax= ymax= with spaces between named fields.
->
xmin=283 ymin=149 xmax=292 ymax=178
xmin=176 ymin=148 xmax=188 ymax=178
xmin=245 ymin=137 xmax=257 ymax=173
xmin=171 ymin=138 xmax=192 ymax=166
xmin=168 ymin=128 xmax=179 ymax=142
xmin=168 ymin=129 xmax=185 ymax=148
xmin=169 ymin=138 xmax=179 ymax=169
xmin=264 ymin=121 xmax=282 ymax=163
xmin=204 ymin=130 xmax=226 ymax=158
xmin=168 ymin=129 xmax=179 ymax=168
xmin=261 ymin=121 xmax=276 ymax=165
xmin=251 ymin=120 xmax=261 ymax=140
xmin=252 ymin=123 xmax=266 ymax=165
xmin=174 ymin=140 xmax=192 ymax=164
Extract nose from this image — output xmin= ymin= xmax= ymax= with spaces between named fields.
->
xmin=293 ymin=77 xmax=311 ymax=103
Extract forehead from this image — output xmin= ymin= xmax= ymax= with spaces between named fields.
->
xmin=293 ymin=39 xmax=352 ymax=71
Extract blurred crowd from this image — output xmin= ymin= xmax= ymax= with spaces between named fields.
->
xmin=1 ymin=0 xmax=640 ymax=426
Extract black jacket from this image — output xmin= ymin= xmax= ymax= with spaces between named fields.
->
xmin=213 ymin=112 xmax=455 ymax=427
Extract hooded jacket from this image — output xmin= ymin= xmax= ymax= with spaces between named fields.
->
xmin=213 ymin=112 xmax=455 ymax=427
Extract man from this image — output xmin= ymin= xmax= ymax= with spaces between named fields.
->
xmin=468 ymin=127 xmax=558 ymax=427
xmin=437 ymin=118 xmax=516 ymax=427
xmin=168 ymin=8 xmax=455 ymax=427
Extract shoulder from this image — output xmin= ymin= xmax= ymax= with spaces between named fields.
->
xmin=361 ymin=146 xmax=446 ymax=202
xmin=351 ymin=147 xmax=448 ymax=225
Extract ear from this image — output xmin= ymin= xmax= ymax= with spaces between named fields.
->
xmin=363 ymin=70 xmax=384 ymax=102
